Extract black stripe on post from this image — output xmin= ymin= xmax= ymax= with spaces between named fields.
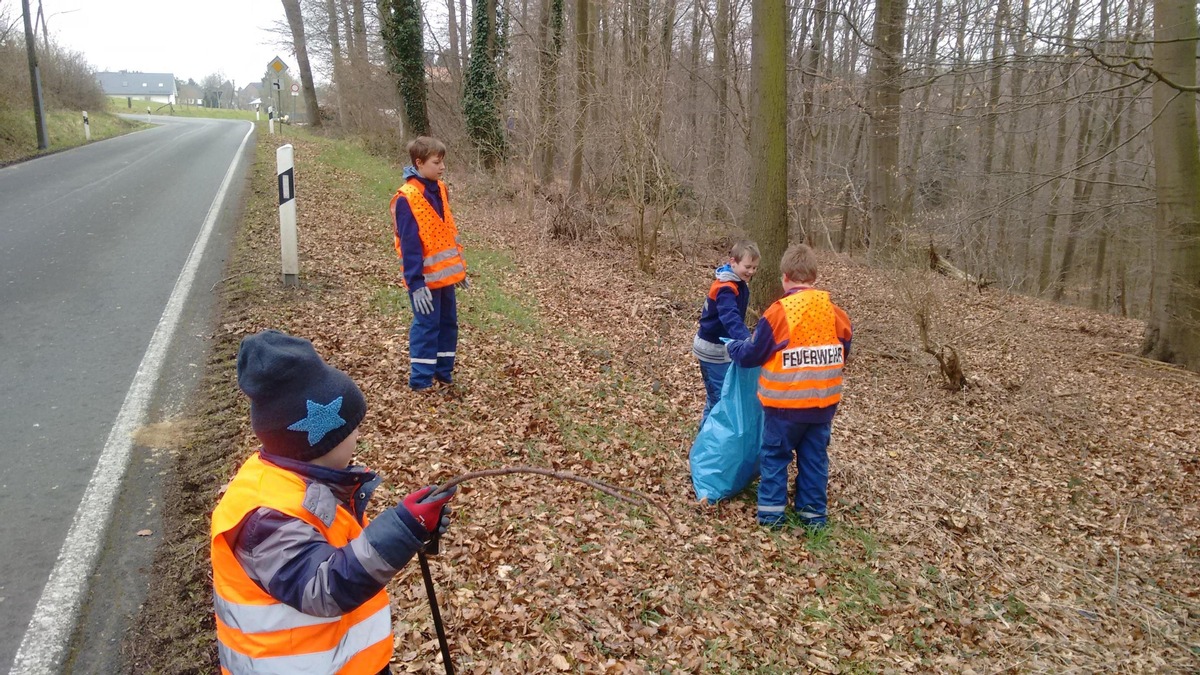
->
xmin=278 ymin=168 xmax=294 ymax=205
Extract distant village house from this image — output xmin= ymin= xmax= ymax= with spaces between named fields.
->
xmin=96 ymin=71 xmax=178 ymax=104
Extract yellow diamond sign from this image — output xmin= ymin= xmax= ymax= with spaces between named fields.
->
xmin=268 ymin=56 xmax=288 ymax=74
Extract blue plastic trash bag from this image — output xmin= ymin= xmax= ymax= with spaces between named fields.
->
xmin=690 ymin=363 xmax=763 ymax=502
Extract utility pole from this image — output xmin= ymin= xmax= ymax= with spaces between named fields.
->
xmin=22 ymin=0 xmax=48 ymax=150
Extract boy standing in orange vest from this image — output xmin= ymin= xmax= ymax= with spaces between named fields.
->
xmin=727 ymin=244 xmax=852 ymax=528
xmin=391 ymin=136 xmax=468 ymax=392
xmin=211 ymin=330 xmax=456 ymax=674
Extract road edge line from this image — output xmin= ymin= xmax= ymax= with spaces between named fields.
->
xmin=9 ymin=121 xmax=255 ymax=675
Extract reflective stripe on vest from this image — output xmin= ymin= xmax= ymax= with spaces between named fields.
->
xmin=391 ymin=178 xmax=467 ymax=289
xmin=211 ymin=453 xmax=393 ymax=675
xmin=758 ymin=290 xmax=844 ymax=409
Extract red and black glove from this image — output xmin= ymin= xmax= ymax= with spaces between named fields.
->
xmin=397 ymin=485 xmax=456 ymax=541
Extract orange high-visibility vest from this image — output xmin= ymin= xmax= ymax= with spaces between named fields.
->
xmin=758 ymin=290 xmax=846 ymax=409
xmin=211 ymin=453 xmax=393 ymax=675
xmin=707 ymin=279 xmax=739 ymax=301
xmin=391 ymin=178 xmax=467 ymax=289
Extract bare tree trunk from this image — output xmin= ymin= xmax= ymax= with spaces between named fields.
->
xmin=745 ymin=0 xmax=788 ymax=306
xmin=461 ymin=0 xmax=469 ymax=71
xmin=446 ymin=0 xmax=460 ymax=77
xmin=326 ymin=0 xmax=347 ymax=123
xmin=1144 ymin=0 xmax=1200 ymax=370
xmin=341 ymin=0 xmax=358 ymax=64
xmin=1035 ymin=0 xmax=1080 ymax=294
xmin=568 ymin=0 xmax=592 ymax=196
xmin=649 ymin=0 xmax=676 ymax=145
xmin=1051 ymin=89 xmax=1103 ymax=301
xmin=994 ymin=0 xmax=1028 ymax=280
xmin=352 ymin=0 xmax=369 ymax=65
xmin=866 ymin=0 xmax=906 ymax=254
xmin=535 ymin=0 xmax=565 ymax=185
xmin=901 ymin=0 xmax=942 ymax=218
xmin=1052 ymin=0 xmax=1111 ymax=301
xmin=687 ymin=0 xmax=702 ymax=177
xmin=281 ymin=0 xmax=323 ymax=127
xmin=710 ymin=0 xmax=730 ymax=192
xmin=1091 ymin=0 xmax=1141 ymax=310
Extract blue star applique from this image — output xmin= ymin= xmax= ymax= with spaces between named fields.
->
xmin=287 ymin=396 xmax=347 ymax=445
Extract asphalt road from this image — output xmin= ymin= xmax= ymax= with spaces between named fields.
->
xmin=0 ymin=116 xmax=255 ymax=673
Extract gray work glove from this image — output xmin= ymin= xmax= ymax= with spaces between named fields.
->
xmin=410 ymin=286 xmax=434 ymax=314
xmin=455 ymin=276 xmax=470 ymax=291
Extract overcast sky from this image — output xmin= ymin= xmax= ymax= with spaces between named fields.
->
xmin=47 ymin=0 xmax=292 ymax=88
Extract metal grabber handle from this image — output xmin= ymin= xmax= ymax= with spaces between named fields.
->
xmin=418 ymin=531 xmax=454 ymax=675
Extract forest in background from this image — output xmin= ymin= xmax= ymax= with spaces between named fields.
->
xmin=277 ymin=0 xmax=1199 ymax=371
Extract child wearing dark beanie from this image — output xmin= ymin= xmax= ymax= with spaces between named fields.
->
xmin=211 ymin=329 xmax=456 ymax=675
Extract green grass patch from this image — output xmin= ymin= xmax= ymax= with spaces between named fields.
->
xmin=369 ymin=284 xmax=410 ymax=316
xmin=107 ymin=97 xmax=258 ymax=120
xmin=457 ymin=248 xmax=539 ymax=336
xmin=315 ymin=138 xmax=401 ymax=208
xmin=0 ymin=108 xmax=146 ymax=164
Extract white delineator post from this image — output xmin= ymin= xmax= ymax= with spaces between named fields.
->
xmin=277 ymin=144 xmax=299 ymax=286
xmin=82 ymin=111 xmax=90 ymax=141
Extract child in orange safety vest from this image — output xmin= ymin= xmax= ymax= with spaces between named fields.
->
xmin=726 ymin=244 xmax=852 ymax=528
xmin=211 ymin=330 xmax=457 ymax=674
xmin=390 ymin=136 xmax=468 ymax=392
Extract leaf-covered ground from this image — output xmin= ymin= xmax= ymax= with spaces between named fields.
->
xmin=125 ymin=129 xmax=1200 ymax=674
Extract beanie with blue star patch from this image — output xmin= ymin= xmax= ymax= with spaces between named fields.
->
xmin=236 ymin=330 xmax=367 ymax=461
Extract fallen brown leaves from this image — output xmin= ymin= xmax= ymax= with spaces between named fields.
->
xmin=145 ymin=131 xmax=1199 ymax=673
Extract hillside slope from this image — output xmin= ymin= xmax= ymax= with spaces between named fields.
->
xmin=124 ymin=130 xmax=1199 ymax=674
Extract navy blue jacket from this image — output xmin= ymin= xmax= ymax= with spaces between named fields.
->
xmin=697 ymin=264 xmax=752 ymax=345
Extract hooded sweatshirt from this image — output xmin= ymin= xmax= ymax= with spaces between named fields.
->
xmin=693 ymin=263 xmax=751 ymax=363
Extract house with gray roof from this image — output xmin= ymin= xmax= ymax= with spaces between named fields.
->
xmin=96 ymin=71 xmax=178 ymax=104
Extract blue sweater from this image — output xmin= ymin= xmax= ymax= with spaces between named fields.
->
xmin=393 ymin=166 xmax=449 ymax=291
xmin=696 ymin=264 xmax=751 ymax=347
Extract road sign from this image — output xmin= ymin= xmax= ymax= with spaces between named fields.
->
xmin=290 ymin=83 xmax=300 ymax=93
xmin=268 ymin=56 xmax=289 ymax=74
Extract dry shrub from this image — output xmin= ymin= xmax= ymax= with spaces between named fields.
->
xmin=899 ymin=270 xmax=968 ymax=390
xmin=0 ymin=38 xmax=103 ymax=111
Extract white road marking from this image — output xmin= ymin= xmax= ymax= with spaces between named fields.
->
xmin=9 ymin=121 xmax=255 ymax=675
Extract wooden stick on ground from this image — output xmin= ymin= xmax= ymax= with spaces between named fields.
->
xmin=428 ymin=466 xmax=676 ymax=528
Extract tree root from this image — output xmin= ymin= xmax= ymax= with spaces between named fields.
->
xmin=428 ymin=466 xmax=677 ymax=528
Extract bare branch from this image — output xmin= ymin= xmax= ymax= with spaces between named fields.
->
xmin=428 ymin=466 xmax=677 ymax=528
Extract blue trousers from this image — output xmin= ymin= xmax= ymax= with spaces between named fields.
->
xmin=409 ymin=286 xmax=458 ymax=389
xmin=698 ymin=360 xmax=731 ymax=426
xmin=758 ymin=415 xmax=831 ymax=527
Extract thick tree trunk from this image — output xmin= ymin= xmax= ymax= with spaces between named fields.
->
xmin=710 ymin=0 xmax=730 ymax=192
xmin=744 ymin=0 xmax=788 ymax=307
xmin=866 ymin=0 xmax=906 ymax=255
xmin=1036 ymin=0 xmax=1080 ymax=294
xmin=535 ymin=0 xmax=565 ymax=185
xmin=1144 ymin=0 xmax=1200 ymax=370
xmin=326 ymin=0 xmax=347 ymax=123
xmin=569 ymin=0 xmax=592 ymax=196
xmin=281 ymin=0 xmax=323 ymax=127
xmin=351 ymin=0 xmax=368 ymax=65
xmin=381 ymin=0 xmax=432 ymax=137
xmin=446 ymin=0 xmax=460 ymax=77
